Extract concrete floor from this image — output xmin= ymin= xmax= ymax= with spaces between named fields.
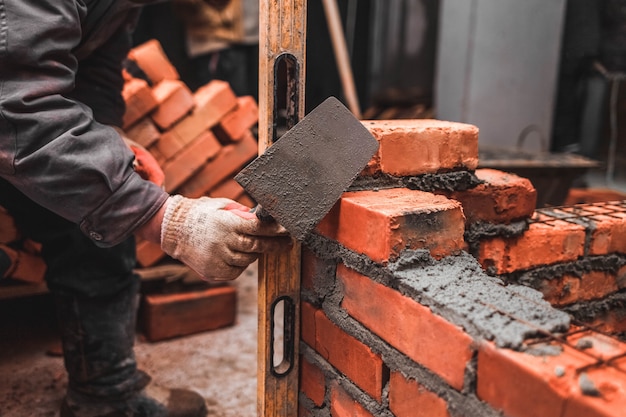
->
xmin=0 ymin=263 xmax=261 ymax=417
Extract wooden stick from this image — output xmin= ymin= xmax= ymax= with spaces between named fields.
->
xmin=321 ymin=0 xmax=362 ymax=118
xmin=257 ymin=1 xmax=306 ymax=416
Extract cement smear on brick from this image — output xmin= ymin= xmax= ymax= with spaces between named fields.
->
xmin=350 ymin=171 xmax=482 ymax=193
xmin=391 ymin=251 xmax=571 ymax=348
xmin=507 ymin=254 xmax=626 ymax=289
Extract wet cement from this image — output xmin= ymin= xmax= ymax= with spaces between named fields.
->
xmin=350 ymin=170 xmax=482 ymax=193
xmin=391 ymin=252 xmax=571 ymax=349
xmin=304 ymin=233 xmax=570 ymax=350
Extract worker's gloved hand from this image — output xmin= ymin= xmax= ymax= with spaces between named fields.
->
xmin=160 ymin=195 xmax=292 ymax=281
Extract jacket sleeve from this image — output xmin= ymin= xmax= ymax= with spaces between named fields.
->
xmin=0 ymin=1 xmax=169 ymax=247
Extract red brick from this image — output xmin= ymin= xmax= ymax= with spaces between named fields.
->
xmin=565 ymin=188 xmax=626 ymax=205
xmin=122 ymin=78 xmax=158 ymax=129
xmin=236 ymin=193 xmax=255 ymax=209
xmin=300 ymin=356 xmax=326 ymax=407
xmin=477 ymin=340 xmax=596 ymax=417
xmin=314 ymin=309 xmax=385 ymax=401
xmin=164 ymin=81 xmax=238 ymax=149
xmin=338 ymin=265 xmax=473 ymax=390
xmin=389 ymin=372 xmax=451 ymax=417
xmin=585 ymin=306 xmax=626 ymax=334
xmin=478 ymin=215 xmax=586 ymax=274
xmin=213 ymin=95 xmax=259 ymax=143
xmin=301 ymin=247 xmax=322 ymax=292
xmin=0 ymin=207 xmax=19 ymax=243
xmin=0 ymin=244 xmax=46 ymax=284
xmin=562 ymin=366 xmax=626 ymax=417
xmin=128 ymin=39 xmax=179 ymax=84
xmin=150 ymin=80 xmax=195 ymax=130
xmin=589 ymin=211 xmax=626 ymax=256
xmin=155 ymin=129 xmax=188 ymax=161
xmin=316 ymin=189 xmax=466 ymax=263
xmin=541 ymin=271 xmax=621 ymax=307
xmin=124 ymin=118 xmax=161 ymax=148
xmin=330 ymin=384 xmax=375 ymax=417
xmin=162 ymin=130 xmax=222 ymax=192
xmin=447 ymin=168 xmax=537 ymax=224
xmin=207 ymin=179 xmax=245 ymax=201
xmin=566 ymin=330 xmax=626 ymax=361
xmin=299 ymin=405 xmax=313 ymax=417
xmin=176 ymin=131 xmax=257 ymax=198
xmin=135 ymin=237 xmax=166 ymax=267
xmin=301 ymin=301 xmax=317 ymax=349
xmin=361 ymin=119 xmax=478 ymax=177
xmin=141 ymin=286 xmax=236 ymax=342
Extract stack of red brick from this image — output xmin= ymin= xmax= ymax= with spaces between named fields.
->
xmin=122 ymin=39 xmax=259 ymax=268
xmin=0 ymin=207 xmax=47 ymax=286
xmin=0 ymin=39 xmax=260 ymax=286
xmin=299 ymin=119 xmax=626 ymax=417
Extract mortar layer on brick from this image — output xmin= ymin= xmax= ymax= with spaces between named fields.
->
xmin=299 ymin=246 xmax=504 ymax=417
xmin=447 ymin=168 xmax=537 ymax=224
xmin=338 ymin=264 xmax=473 ymax=390
xmin=393 ymin=252 xmax=571 ymax=349
xmin=478 ymin=214 xmax=586 ymax=274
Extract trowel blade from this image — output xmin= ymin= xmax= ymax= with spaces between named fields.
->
xmin=234 ymin=96 xmax=379 ymax=241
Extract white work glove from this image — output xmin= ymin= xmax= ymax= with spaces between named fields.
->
xmin=161 ymin=195 xmax=292 ymax=281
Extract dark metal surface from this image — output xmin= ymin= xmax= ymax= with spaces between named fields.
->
xmin=235 ymin=96 xmax=379 ymax=241
xmin=479 ymin=146 xmax=600 ymax=207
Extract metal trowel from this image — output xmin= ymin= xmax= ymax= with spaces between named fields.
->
xmin=234 ymin=96 xmax=379 ymax=240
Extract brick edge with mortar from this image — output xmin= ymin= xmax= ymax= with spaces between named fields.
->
xmin=299 ymin=120 xmax=626 ymax=416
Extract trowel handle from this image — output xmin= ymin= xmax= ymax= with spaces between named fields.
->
xmin=251 ymin=205 xmax=275 ymax=223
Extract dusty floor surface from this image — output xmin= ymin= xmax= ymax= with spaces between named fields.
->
xmin=0 ymin=263 xmax=261 ymax=417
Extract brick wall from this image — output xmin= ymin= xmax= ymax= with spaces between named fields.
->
xmin=300 ymin=120 xmax=626 ymax=416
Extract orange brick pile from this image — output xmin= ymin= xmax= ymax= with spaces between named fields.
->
xmin=0 ymin=39 xmax=257 ymax=296
xmin=300 ymin=119 xmax=626 ymax=417
xmin=0 ymin=207 xmax=46 ymax=285
xmin=123 ymin=39 xmax=259 ymax=268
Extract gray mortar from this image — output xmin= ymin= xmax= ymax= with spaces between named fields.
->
xmin=392 ymin=252 xmax=571 ymax=348
xmin=537 ymin=207 xmax=596 ymax=255
xmin=305 ymin=232 xmax=571 ymax=349
xmin=464 ymin=220 xmax=529 ymax=260
xmin=349 ymin=171 xmax=482 ymax=193
xmin=579 ymin=373 xmax=602 ymax=397
xmin=563 ymin=290 xmax=626 ymax=323
xmin=507 ymin=254 xmax=626 ymax=289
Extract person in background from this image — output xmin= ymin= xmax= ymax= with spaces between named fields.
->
xmin=174 ymin=0 xmax=260 ymax=99
xmin=0 ymin=1 xmax=291 ymax=416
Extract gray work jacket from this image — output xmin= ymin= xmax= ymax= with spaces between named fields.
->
xmin=0 ymin=0 xmax=169 ymax=247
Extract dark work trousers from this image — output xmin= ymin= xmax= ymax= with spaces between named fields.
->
xmin=0 ymin=178 xmax=148 ymax=401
